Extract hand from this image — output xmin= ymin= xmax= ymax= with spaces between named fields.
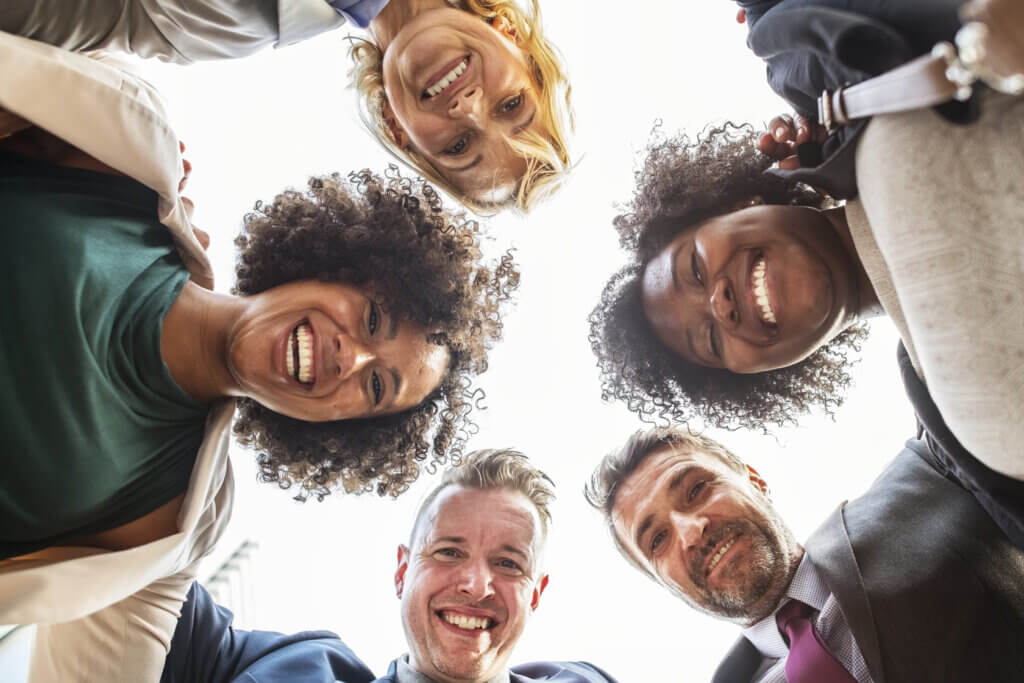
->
xmin=178 ymin=141 xmax=192 ymax=193
xmin=960 ymin=0 xmax=1024 ymax=93
xmin=756 ymin=113 xmax=827 ymax=170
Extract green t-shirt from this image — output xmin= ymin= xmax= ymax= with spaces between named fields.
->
xmin=0 ymin=151 xmax=207 ymax=559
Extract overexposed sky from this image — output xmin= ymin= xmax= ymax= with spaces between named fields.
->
xmin=141 ymin=3 xmax=915 ymax=681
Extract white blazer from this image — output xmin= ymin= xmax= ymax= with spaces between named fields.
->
xmin=0 ymin=32 xmax=235 ymax=683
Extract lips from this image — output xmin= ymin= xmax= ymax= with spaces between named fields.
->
xmin=423 ymin=55 xmax=470 ymax=99
xmin=705 ymin=535 xmax=738 ymax=577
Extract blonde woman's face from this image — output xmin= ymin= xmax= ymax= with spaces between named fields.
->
xmin=381 ymin=8 xmax=544 ymax=202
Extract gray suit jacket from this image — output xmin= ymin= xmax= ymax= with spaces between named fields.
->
xmin=713 ymin=441 xmax=1024 ymax=683
xmin=0 ymin=0 xmax=348 ymax=64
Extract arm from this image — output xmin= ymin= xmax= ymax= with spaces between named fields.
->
xmin=0 ymin=0 xmax=348 ymax=64
xmin=162 ymin=583 xmax=376 ymax=683
xmin=29 ymin=568 xmax=196 ymax=683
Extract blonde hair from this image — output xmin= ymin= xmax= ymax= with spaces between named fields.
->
xmin=410 ymin=448 xmax=556 ymax=547
xmin=349 ymin=0 xmax=574 ymax=214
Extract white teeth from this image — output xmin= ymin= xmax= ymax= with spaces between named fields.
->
xmin=290 ymin=322 xmax=314 ymax=384
xmin=707 ymin=538 xmax=735 ymax=574
xmin=752 ymin=258 xmax=777 ymax=325
xmin=425 ymin=58 xmax=468 ymax=97
xmin=441 ymin=612 xmax=491 ymax=630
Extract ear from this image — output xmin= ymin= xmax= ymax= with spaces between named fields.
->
xmin=747 ymin=465 xmax=770 ymax=496
xmin=530 ymin=574 xmax=549 ymax=612
xmin=382 ymin=99 xmax=409 ymax=150
xmin=491 ymin=15 xmax=520 ymax=43
xmin=395 ymin=544 xmax=410 ymax=599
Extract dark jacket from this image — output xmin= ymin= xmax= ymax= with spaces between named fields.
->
xmin=737 ymin=0 xmax=972 ymax=198
xmin=712 ymin=441 xmax=1024 ymax=683
xmin=161 ymin=583 xmax=617 ymax=683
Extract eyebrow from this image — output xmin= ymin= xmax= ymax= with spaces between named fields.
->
xmin=500 ymin=544 xmax=529 ymax=561
xmin=450 ymin=154 xmax=484 ymax=173
xmin=386 ymin=312 xmax=399 ymax=340
xmin=670 ymin=242 xmax=685 ymax=293
xmin=389 ymin=367 xmax=402 ymax=402
xmin=633 ymin=466 xmax=693 ymax=555
xmin=432 ymin=535 xmax=466 ymax=546
xmin=512 ymin=110 xmax=536 ymax=136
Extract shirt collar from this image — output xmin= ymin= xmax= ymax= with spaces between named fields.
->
xmin=741 ymin=553 xmax=830 ymax=658
xmin=393 ymin=654 xmax=512 ymax=683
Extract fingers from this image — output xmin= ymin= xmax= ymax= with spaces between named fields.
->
xmin=736 ymin=8 xmax=746 ymax=24
xmin=767 ymin=114 xmax=796 ymax=143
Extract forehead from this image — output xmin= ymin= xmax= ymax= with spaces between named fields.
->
xmin=417 ymin=485 xmax=541 ymax=551
xmin=612 ymin=446 xmax=738 ymax=530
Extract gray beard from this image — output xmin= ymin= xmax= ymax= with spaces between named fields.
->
xmin=684 ymin=518 xmax=789 ymax=621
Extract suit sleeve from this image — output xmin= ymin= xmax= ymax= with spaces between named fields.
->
xmin=0 ymin=0 xmax=348 ymax=64
xmin=161 ymin=582 xmax=376 ymax=683
xmin=511 ymin=660 xmax=620 ymax=682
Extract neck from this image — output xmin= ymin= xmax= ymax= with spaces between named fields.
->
xmin=160 ymin=280 xmax=243 ymax=404
xmin=368 ymin=0 xmax=452 ymax=49
xmin=737 ymin=544 xmax=805 ymax=628
xmin=822 ymin=206 xmax=884 ymax=322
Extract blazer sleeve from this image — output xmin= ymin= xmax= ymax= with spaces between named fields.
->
xmin=162 ymin=583 xmax=376 ymax=683
xmin=28 ymin=566 xmax=198 ymax=683
xmin=0 ymin=0 xmax=348 ymax=64
xmin=511 ymin=660 xmax=619 ymax=682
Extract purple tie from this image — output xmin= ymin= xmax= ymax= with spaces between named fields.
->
xmin=775 ymin=600 xmax=857 ymax=683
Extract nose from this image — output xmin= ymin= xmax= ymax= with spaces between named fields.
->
xmin=449 ymin=86 xmax=484 ymax=124
xmin=335 ymin=336 xmax=375 ymax=381
xmin=709 ymin=278 xmax=738 ymax=328
xmin=456 ymin=559 xmax=495 ymax=602
xmin=670 ymin=510 xmax=708 ymax=550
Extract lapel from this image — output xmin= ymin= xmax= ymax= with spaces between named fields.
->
xmin=711 ymin=636 xmax=762 ymax=683
xmin=0 ymin=31 xmax=213 ymax=288
xmin=803 ymin=505 xmax=885 ymax=683
xmin=374 ymin=659 xmax=400 ymax=682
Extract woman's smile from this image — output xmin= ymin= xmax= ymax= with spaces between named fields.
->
xmin=643 ymin=204 xmax=861 ymax=373
xmin=285 ymin=320 xmax=315 ymax=385
xmin=423 ymin=55 xmax=471 ymax=100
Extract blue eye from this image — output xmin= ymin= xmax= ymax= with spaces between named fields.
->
xmin=445 ymin=135 xmax=469 ymax=155
xmin=501 ymin=94 xmax=523 ymax=113
xmin=688 ymin=480 xmax=707 ymax=502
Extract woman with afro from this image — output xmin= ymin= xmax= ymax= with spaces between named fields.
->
xmin=0 ymin=35 xmax=517 ymax=680
xmin=590 ymin=115 xmax=1024 ymax=498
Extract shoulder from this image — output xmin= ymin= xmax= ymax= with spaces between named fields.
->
xmin=511 ymin=660 xmax=619 ymax=682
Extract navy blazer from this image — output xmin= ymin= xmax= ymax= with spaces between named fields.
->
xmin=712 ymin=442 xmax=1024 ymax=683
xmin=161 ymin=583 xmax=616 ymax=683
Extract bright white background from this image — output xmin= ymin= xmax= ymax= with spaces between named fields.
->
xmin=142 ymin=3 xmax=913 ymax=681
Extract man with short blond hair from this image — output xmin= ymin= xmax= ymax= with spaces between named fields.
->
xmin=587 ymin=427 xmax=1024 ymax=682
xmin=160 ymin=449 xmax=617 ymax=683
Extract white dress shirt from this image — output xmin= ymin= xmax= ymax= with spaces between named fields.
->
xmin=742 ymin=555 xmax=873 ymax=683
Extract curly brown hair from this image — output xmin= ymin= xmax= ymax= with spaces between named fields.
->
xmin=232 ymin=167 xmax=519 ymax=498
xmin=589 ymin=125 xmax=869 ymax=431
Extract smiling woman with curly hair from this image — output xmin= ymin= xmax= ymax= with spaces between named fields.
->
xmin=589 ymin=125 xmax=872 ymax=431
xmin=233 ymin=167 xmax=519 ymax=498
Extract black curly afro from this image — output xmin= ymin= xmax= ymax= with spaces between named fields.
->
xmin=589 ymin=125 xmax=868 ymax=431
xmin=232 ymin=167 xmax=519 ymax=498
